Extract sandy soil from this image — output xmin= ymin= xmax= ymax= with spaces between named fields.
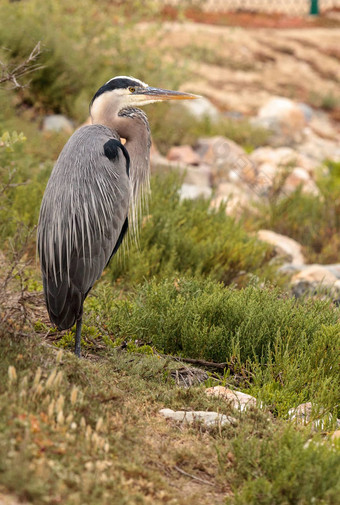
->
xmin=157 ymin=22 xmax=340 ymax=117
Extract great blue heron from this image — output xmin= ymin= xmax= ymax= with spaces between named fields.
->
xmin=38 ymin=76 xmax=198 ymax=357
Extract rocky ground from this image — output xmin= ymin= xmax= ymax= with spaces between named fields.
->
xmin=149 ymin=22 xmax=340 ymax=298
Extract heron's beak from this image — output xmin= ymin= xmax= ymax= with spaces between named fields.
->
xmin=140 ymin=87 xmax=200 ymax=101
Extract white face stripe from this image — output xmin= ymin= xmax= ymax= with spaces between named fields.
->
xmin=105 ymin=75 xmax=148 ymax=88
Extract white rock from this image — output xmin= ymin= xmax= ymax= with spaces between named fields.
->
xmin=250 ymin=146 xmax=315 ymax=173
xmin=257 ymin=230 xmax=305 ymax=266
xmin=159 ymin=408 xmax=236 ymax=427
xmin=257 ymin=162 xmax=277 ymax=179
xmin=310 ymin=114 xmax=339 ymax=141
xmin=289 ymin=402 xmax=337 ymax=430
xmin=205 ymin=387 xmax=256 ymax=412
xmin=253 ymin=96 xmax=306 ymax=145
xmin=292 ymin=265 xmax=338 ymax=286
xmin=151 ymin=153 xmax=212 ymax=188
xmin=179 ymin=183 xmax=212 ymax=201
xmin=42 ymin=115 xmax=74 ymax=134
xmin=283 ymin=167 xmax=319 ymax=196
xmin=181 ymin=96 xmax=220 ymax=122
xmin=291 ymin=265 xmax=340 ymax=298
xmin=324 ymin=264 xmax=340 ymax=279
xmin=211 ymin=182 xmax=255 ymax=216
xmin=297 ymin=132 xmax=340 ymax=164
xmin=183 ymin=165 xmax=212 ymax=187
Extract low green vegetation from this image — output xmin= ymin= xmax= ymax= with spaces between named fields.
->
xmin=85 ymin=278 xmax=340 ymax=420
xmin=111 ymin=172 xmax=275 ymax=286
xmin=0 ymin=127 xmax=52 ymax=244
xmin=1 ymin=333 xmax=339 ymax=505
xmin=245 ymin=160 xmax=340 ymax=263
xmin=0 ymin=0 xmax=180 ymax=121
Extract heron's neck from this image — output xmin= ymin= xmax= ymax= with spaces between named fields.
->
xmin=91 ymin=102 xmax=151 ymax=231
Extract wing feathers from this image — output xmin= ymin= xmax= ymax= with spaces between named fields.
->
xmin=38 ymin=125 xmax=130 ymax=330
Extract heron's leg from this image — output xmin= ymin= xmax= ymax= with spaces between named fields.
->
xmin=74 ymin=317 xmax=82 ymax=358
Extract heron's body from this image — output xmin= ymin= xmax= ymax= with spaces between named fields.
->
xmin=38 ymin=125 xmax=130 ymax=330
xmin=37 ymin=76 xmax=198 ymax=356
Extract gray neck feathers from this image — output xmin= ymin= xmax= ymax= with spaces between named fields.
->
xmin=117 ymin=108 xmax=151 ymax=236
xmin=91 ymin=103 xmax=151 ymax=236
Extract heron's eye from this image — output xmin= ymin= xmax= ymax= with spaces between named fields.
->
xmin=129 ymin=87 xmax=136 ymax=93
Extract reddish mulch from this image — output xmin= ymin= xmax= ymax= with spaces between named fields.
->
xmin=161 ymin=6 xmax=340 ymax=29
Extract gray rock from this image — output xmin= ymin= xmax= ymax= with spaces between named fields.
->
xmin=297 ymin=132 xmax=340 ymax=164
xmin=249 ymin=146 xmax=315 ymax=172
xmin=181 ymin=96 xmax=220 ymax=122
xmin=184 ymin=165 xmax=212 ymax=187
xmin=42 ymin=115 xmax=74 ymax=134
xmin=195 ymin=136 xmax=246 ymax=169
xmin=283 ymin=167 xmax=319 ymax=196
xmin=279 ymin=263 xmax=303 ymax=275
xmin=309 ymin=112 xmax=339 ymax=141
xmin=159 ymin=408 xmax=237 ymax=427
xmin=291 ymin=265 xmax=338 ymax=292
xmin=323 ymin=264 xmax=340 ymax=279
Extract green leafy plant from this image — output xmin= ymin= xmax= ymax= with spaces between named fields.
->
xmin=110 ymin=171 xmax=275 ymax=286
xmin=87 ymin=277 xmax=340 ymax=417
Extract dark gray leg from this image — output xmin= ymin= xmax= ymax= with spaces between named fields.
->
xmin=74 ymin=317 xmax=82 ymax=357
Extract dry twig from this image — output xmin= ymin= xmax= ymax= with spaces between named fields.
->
xmin=173 ymin=465 xmax=214 ymax=487
xmin=0 ymin=41 xmax=43 ymax=89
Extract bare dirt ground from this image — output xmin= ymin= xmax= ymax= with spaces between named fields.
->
xmin=157 ymin=21 xmax=340 ymax=118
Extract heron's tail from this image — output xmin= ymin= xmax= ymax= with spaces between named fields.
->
xmin=43 ymin=275 xmax=84 ymax=331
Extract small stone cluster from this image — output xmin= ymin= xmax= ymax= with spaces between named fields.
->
xmin=159 ymin=386 xmax=340 ymax=436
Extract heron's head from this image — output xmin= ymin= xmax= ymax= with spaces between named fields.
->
xmin=90 ymin=76 xmax=199 ymax=120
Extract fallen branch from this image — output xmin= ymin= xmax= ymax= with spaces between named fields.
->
xmin=173 ymin=465 xmax=214 ymax=487
xmin=161 ymin=353 xmax=229 ymax=370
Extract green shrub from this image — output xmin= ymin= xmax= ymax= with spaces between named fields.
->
xmin=0 ymin=131 xmax=52 ymax=244
xmin=245 ymin=160 xmax=340 ymax=264
xmin=110 ymin=171 xmax=275 ymax=286
xmin=228 ymin=426 xmax=340 ymax=505
xmin=0 ymin=0 xmax=182 ymax=121
xmin=87 ymin=277 xmax=340 ymax=416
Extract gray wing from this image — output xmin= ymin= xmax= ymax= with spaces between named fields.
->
xmin=37 ymin=125 xmax=130 ymax=330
